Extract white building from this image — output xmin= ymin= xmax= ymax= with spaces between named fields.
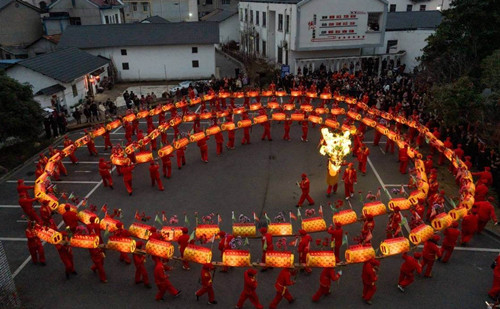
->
xmin=239 ymin=0 xmax=387 ymax=74
xmin=200 ymin=9 xmax=239 ymax=44
xmin=57 ymin=22 xmax=219 ymax=81
xmin=122 ymin=0 xmax=198 ymax=22
xmin=387 ymin=0 xmax=451 ymax=12
xmin=5 ymin=47 xmax=109 ymax=110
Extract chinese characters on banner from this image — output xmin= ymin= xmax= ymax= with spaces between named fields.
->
xmin=309 ymin=12 xmax=366 ymax=42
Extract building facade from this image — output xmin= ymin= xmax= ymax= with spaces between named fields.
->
xmin=198 ymin=0 xmax=237 ymax=17
xmin=387 ymin=0 xmax=451 ymax=12
xmin=0 ymin=0 xmax=42 ymax=51
xmin=200 ymin=9 xmax=239 ymax=44
xmin=122 ymin=0 xmax=197 ymax=22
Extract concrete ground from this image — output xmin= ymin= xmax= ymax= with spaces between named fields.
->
xmin=1 ymin=98 xmax=499 ymax=309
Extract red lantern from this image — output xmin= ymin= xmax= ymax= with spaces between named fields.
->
xmin=253 ymin=115 xmax=268 ymax=124
xmin=247 ymin=91 xmax=259 ymax=98
xmin=324 ymin=119 xmax=339 ymax=129
xmin=283 ymin=103 xmax=295 ymax=111
xmin=330 ymin=107 xmax=345 ymax=115
xmin=300 ymin=104 xmax=313 ymax=112
xmin=169 ymin=116 xmax=182 ymax=127
xmin=233 ymin=92 xmax=245 ymax=98
xmin=111 ymin=155 xmax=130 ymax=166
xmin=35 ymin=226 xmax=63 ymax=244
xmin=136 ymin=110 xmax=149 ymax=119
xmin=347 ymin=111 xmax=361 ymax=121
xmin=183 ymin=114 xmax=197 ymax=122
xmin=135 ymin=151 xmax=153 ymax=163
xmin=237 ymin=119 xmax=252 ymax=128
xmin=175 ymin=101 xmax=188 ymax=109
xmin=206 ymin=125 xmax=221 ymax=136
xmin=362 ymin=201 xmax=387 ymax=217
xmin=272 ymin=113 xmax=286 ymax=121
xmin=361 ymin=118 xmax=377 ymax=127
xmin=381 ymin=112 xmax=393 ymax=121
xmin=320 ymin=93 xmax=332 ymax=100
xmin=267 ymin=101 xmax=280 ymax=109
xmin=161 ymin=103 xmax=174 ymax=111
xmin=221 ymin=122 xmax=236 ymax=131
xmin=200 ymin=112 xmax=212 ymax=120
xmin=190 ymin=97 xmax=201 ymax=105
xmin=275 ymin=90 xmax=286 ymax=97
xmin=149 ymin=105 xmax=162 ymax=116
xmin=122 ymin=114 xmax=136 ymax=123
xmin=74 ymin=136 xmax=90 ymax=147
xmin=70 ymin=234 xmax=100 ymax=249
xmin=203 ymin=94 xmax=215 ymax=101
xmin=233 ymin=107 xmax=245 ymax=114
xmin=267 ymin=223 xmax=293 ymax=236
xmin=105 ymin=119 xmax=122 ymax=131
xmin=306 ymin=92 xmax=317 ymax=98
xmin=290 ymin=90 xmax=301 ymax=97
xmin=291 ymin=113 xmax=305 ymax=121
xmin=219 ymin=91 xmax=231 ymax=98
xmin=308 ymin=115 xmax=322 ymax=125
xmin=158 ymin=145 xmax=174 ymax=157
xmin=189 ymin=131 xmax=206 ymax=143
xmin=409 ymin=224 xmax=434 ymax=245
xmin=249 ymin=103 xmax=262 ymax=111
xmin=174 ymin=138 xmax=189 ymax=149
xmin=217 ymin=110 xmax=229 ymax=118
xmin=315 ymin=107 xmax=328 ymax=115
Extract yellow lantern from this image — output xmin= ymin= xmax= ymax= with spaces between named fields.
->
xmin=449 ymin=206 xmax=468 ymax=221
xmin=291 ymin=90 xmax=301 ymax=97
xmin=233 ymin=92 xmax=245 ymax=99
xmin=253 ymin=115 xmax=268 ymax=124
xmin=74 ymin=136 xmax=90 ymax=148
xmin=206 ymin=125 xmax=221 ymax=136
xmin=306 ymin=251 xmax=336 ymax=267
xmin=149 ymin=105 xmax=162 ymax=116
xmin=105 ymin=119 xmax=122 ymax=131
xmin=184 ymin=244 xmax=212 ymax=264
xmin=459 ymin=194 xmax=475 ymax=210
xmin=408 ymin=190 xmax=427 ymax=205
xmin=275 ymin=90 xmax=286 ymax=97
xmin=306 ymin=92 xmax=317 ymax=98
xmin=145 ymin=238 xmax=174 ymax=259
xmin=247 ymin=91 xmax=259 ymax=98
xmin=90 ymin=127 xmax=106 ymax=138
xmin=237 ymin=119 xmax=252 ymax=128
xmin=232 ymin=223 xmax=257 ymax=237
xmin=272 ymin=113 xmax=286 ymax=121
xmin=70 ymin=234 xmax=99 ymax=249
xmin=57 ymin=203 xmax=77 ymax=215
xmin=283 ymin=103 xmax=295 ymax=111
xmin=175 ymin=101 xmax=188 ymax=109
xmin=379 ymin=237 xmax=410 ymax=256
xmin=341 ymin=123 xmax=357 ymax=135
xmin=77 ymin=209 xmax=99 ymax=225
xmin=39 ymin=193 xmax=59 ymax=211
xmin=111 ymin=155 xmax=130 ymax=166
xmin=136 ymin=110 xmax=149 ymax=119
xmin=161 ymin=103 xmax=174 ymax=111
xmin=174 ymin=138 xmax=189 ymax=149
xmin=122 ymin=113 xmax=136 ymax=123
xmin=330 ymin=107 xmax=345 ymax=115
xmin=324 ymin=119 xmax=339 ymax=129
xmin=320 ymin=93 xmax=332 ymax=100
xmin=221 ymin=122 xmax=235 ymax=131
xmin=169 ymin=117 xmax=182 ymax=127
xmin=100 ymin=217 xmax=121 ymax=232
xmin=135 ymin=151 xmax=153 ymax=163
xmin=291 ymin=113 xmax=305 ymax=121
xmin=345 ymin=245 xmax=375 ymax=264
xmin=431 ymin=213 xmax=453 ymax=231
xmin=347 ymin=111 xmax=361 ymax=121
xmin=160 ymin=226 xmax=184 ymax=241
xmin=189 ymin=131 xmax=206 ymax=143
xmin=265 ymin=251 xmax=294 ymax=268
xmin=219 ymin=91 xmax=231 ymax=98
xmin=345 ymin=97 xmax=357 ymax=105
xmin=300 ymin=104 xmax=314 ymax=112
xmin=267 ymin=101 xmax=280 ymax=109
xmin=128 ymin=222 xmax=153 ymax=240
xmin=223 ymin=250 xmax=251 ymax=267
xmin=233 ymin=107 xmax=245 ymax=114
xmin=217 ymin=111 xmax=229 ymax=120
xmin=158 ymin=145 xmax=174 ymax=157
xmin=195 ymin=225 xmax=220 ymax=240
xmin=357 ymin=102 xmax=368 ymax=110
xmin=409 ymin=224 xmax=434 ymax=245
xmin=301 ymin=217 xmax=327 ymax=233
xmin=376 ymin=124 xmax=389 ymax=135
xmin=107 ymin=237 xmax=136 ymax=253
xmin=200 ymin=112 xmax=212 ymax=120
xmin=315 ymin=107 xmax=328 ymax=115
xmin=62 ymin=144 xmax=76 ymax=157
xmin=183 ymin=114 xmax=197 ymax=122
xmin=362 ymin=118 xmax=377 ymax=127
xmin=362 ymin=201 xmax=387 ymax=217
xmin=203 ymin=94 xmax=215 ymax=101
xmin=394 ymin=115 xmax=406 ymax=125
xmin=332 ymin=209 xmax=358 ymax=226
xmin=35 ymin=226 xmax=63 ymax=244
xmin=381 ymin=112 xmax=393 ymax=121
xmin=308 ymin=115 xmax=323 ymax=125
xmin=388 ymin=198 xmax=412 ymax=211
xmin=267 ymin=223 xmax=293 ymax=236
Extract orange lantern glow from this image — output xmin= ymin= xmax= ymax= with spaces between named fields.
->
xmin=206 ymin=125 xmax=221 ymax=136
xmin=253 ymin=115 xmax=268 ymax=124
xmin=160 ymin=226 xmax=184 ymax=241
xmin=267 ymin=101 xmax=280 ymax=109
xmin=217 ymin=110 xmax=229 ymax=118
xmin=189 ymin=131 xmax=206 ymax=143
xmin=300 ymin=104 xmax=314 ymax=112
xmin=320 ymin=93 xmax=332 ymax=100
xmin=431 ymin=213 xmax=453 ymax=231
xmin=361 ymin=118 xmax=377 ymax=127
xmin=135 ymin=151 xmax=153 ymax=163
xmin=409 ymin=224 xmax=434 ymax=245
xmin=203 ymin=94 xmax=215 ymax=101
xmin=249 ymin=103 xmax=262 ymax=111
xmin=324 ymin=119 xmax=339 ymax=129
xmin=100 ymin=217 xmax=121 ymax=232
xmin=90 ymin=127 xmax=106 ymax=138
xmin=149 ymin=106 xmax=162 ymax=116
xmin=57 ymin=203 xmax=77 ymax=215
xmin=219 ymin=91 xmax=231 ymax=98
xmin=195 ymin=225 xmax=220 ymax=240
xmin=247 ymin=91 xmax=259 ymax=98
xmin=460 ymin=194 xmax=475 ymax=210
xmin=379 ymin=237 xmax=410 ymax=256
xmin=308 ymin=115 xmax=323 ymax=125
xmin=70 ymin=234 xmax=99 ymax=249
xmin=345 ymin=97 xmax=357 ymax=105
xmin=237 ymin=119 xmax=252 ymax=128
xmin=306 ymin=92 xmax=317 ymax=98
xmin=77 ymin=209 xmax=99 ymax=225
xmin=169 ymin=117 xmax=182 ymax=127
xmin=161 ymin=103 xmax=174 ymax=112
xmin=183 ymin=114 xmax=197 ymax=122
xmin=272 ymin=113 xmax=286 ymax=121
xmin=341 ymin=124 xmax=357 ymax=135
xmin=275 ymin=90 xmax=286 ymax=97
xmin=175 ymin=101 xmax=188 ymax=109
xmin=394 ymin=115 xmax=406 ymax=124
xmin=136 ymin=110 xmax=149 ymax=119
xmin=376 ymin=124 xmax=389 ymax=135
xmin=345 ymin=245 xmax=375 ymax=263
xmin=190 ymin=97 xmax=201 ymax=105
xmin=106 ymin=119 xmax=122 ymax=131
xmin=357 ymin=102 xmax=368 ymax=110
xmin=330 ymin=107 xmax=345 ymax=115
xmin=122 ymin=113 xmax=136 ymax=123
xmin=233 ymin=92 xmax=245 ymax=98
xmin=158 ymin=145 xmax=174 ymax=157
xmin=283 ymin=103 xmax=295 ymax=111
xmin=174 ymin=138 xmax=189 ymax=149
xmin=35 ymin=226 xmax=63 ymax=244
xmin=408 ymin=190 xmax=426 ymax=205
xmin=111 ymin=155 xmax=130 ymax=166
xmin=184 ymin=244 xmax=212 ymax=264
xmin=332 ymin=209 xmax=358 ymax=225
xmin=221 ymin=122 xmax=236 ymax=131
xmin=362 ymin=201 xmax=387 ymax=217
xmin=449 ymin=206 xmax=468 ymax=221
xmin=61 ymin=144 xmax=76 ymax=157
xmin=39 ymin=193 xmax=59 ymax=211
xmin=301 ymin=217 xmax=327 ymax=233
xmin=107 ymin=237 xmax=136 ymax=253
xmin=223 ymin=250 xmax=251 ymax=267
xmin=291 ymin=113 xmax=305 ymax=121
xmin=315 ymin=107 xmax=328 ymax=115
xmin=145 ymin=238 xmax=174 ymax=259
xmin=200 ymin=112 xmax=212 ymax=120
xmin=74 ymin=136 xmax=90 ymax=147
xmin=306 ymin=251 xmax=336 ymax=267
xmin=347 ymin=111 xmax=361 ymax=121
xmin=290 ymin=90 xmax=301 ymax=97
xmin=388 ymin=198 xmax=412 ymax=211
xmin=381 ymin=112 xmax=393 ymax=121
xmin=232 ymin=223 xmax=257 ymax=237
xmin=267 ymin=223 xmax=293 ymax=236
xmin=128 ymin=222 xmax=153 ymax=240
xmin=265 ymin=251 xmax=294 ymax=268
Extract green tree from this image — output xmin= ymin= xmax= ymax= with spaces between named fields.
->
xmin=0 ymin=71 xmax=43 ymax=143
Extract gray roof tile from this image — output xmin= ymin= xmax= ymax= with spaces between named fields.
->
xmin=201 ymin=9 xmax=237 ymax=22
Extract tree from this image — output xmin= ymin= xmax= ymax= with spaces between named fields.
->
xmin=0 ymin=71 xmax=43 ymax=143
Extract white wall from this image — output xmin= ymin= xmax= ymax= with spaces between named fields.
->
xmin=100 ymin=8 xmax=123 ymax=24
xmin=387 ymin=0 xmax=450 ymax=12
xmin=86 ymin=44 xmax=215 ymax=81
xmin=219 ymin=14 xmax=239 ymax=43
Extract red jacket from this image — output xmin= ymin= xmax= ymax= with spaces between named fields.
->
xmin=422 ymin=240 xmax=441 ymax=260
xmin=327 ymin=226 xmax=343 ymax=245
xmin=25 ymin=228 xmax=41 ymax=247
xmin=442 ymin=227 xmax=460 ymax=247
xmin=98 ymin=161 xmax=112 ymax=176
xmin=89 ymin=248 xmax=104 ymax=262
xmin=474 ymin=184 xmax=488 ymax=201
xmin=121 ymin=165 xmax=134 ymax=181
xmin=154 ymin=261 xmax=168 ymax=285
xmin=262 ymin=233 xmax=274 ymax=251
xmin=215 ymin=132 xmax=224 ymax=143
xmin=243 ymin=269 xmax=258 ymax=294
xmin=476 ymin=201 xmax=498 ymax=223
xmin=19 ymin=197 xmax=37 ymax=212
xmin=343 ymin=168 xmax=357 ymax=184
xmin=319 ymin=267 xmax=340 ymax=287
xmin=17 ymin=183 xmax=34 ymax=197
xmin=362 ymin=259 xmax=379 ymax=284
xmin=133 ymin=252 xmax=146 ymax=267
xmin=299 ymin=178 xmax=310 ymax=193
xmin=400 ymin=253 xmax=421 ymax=275
xmin=399 ymin=147 xmax=409 ymax=162
xmin=113 ymin=228 xmax=131 ymax=238
xmin=62 ymin=210 xmax=79 ymax=229
xmin=149 ymin=163 xmax=160 ymax=178
xmin=461 ymin=214 xmax=478 ymax=234
xmin=177 ymin=234 xmax=190 ymax=255
xmin=298 ymin=234 xmax=312 ymax=253
xmin=201 ymin=268 xmax=213 ymax=287
xmin=274 ymin=268 xmax=294 ymax=293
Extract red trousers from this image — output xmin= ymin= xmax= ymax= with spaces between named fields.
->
xmin=269 ymin=289 xmax=293 ymax=309
xmin=489 ymin=276 xmax=500 ymax=299
xmin=236 ymin=291 xmax=263 ymax=309
xmin=359 ymin=161 xmax=367 ymax=174
xmin=312 ymin=285 xmax=330 ymax=302
xmin=25 ymin=210 xmax=42 ymax=224
xmin=344 ymin=182 xmax=354 ymax=198
xmin=100 ymin=172 xmax=113 ymax=187
xmin=242 ymin=131 xmax=250 ymax=145
xmin=123 ymin=179 xmax=133 ymax=194
xmin=461 ymin=231 xmax=474 ymax=244
xmin=69 ymin=153 xmax=78 ymax=164
xmin=200 ymin=148 xmax=208 ymax=162
xmin=438 ymin=153 xmax=446 ymax=165
xmin=155 ymin=280 xmax=179 ymax=300
xmin=327 ymin=184 xmax=338 ymax=195
xmin=196 ymin=285 xmax=215 ymax=302
xmin=440 ymin=245 xmax=455 ymax=263
xmin=227 ymin=137 xmax=235 ymax=149
xmin=262 ymin=129 xmax=271 ymax=140
xmin=216 ymin=142 xmax=223 ymax=155
xmin=151 ymin=176 xmax=164 ymax=191
xmin=373 ymin=132 xmax=382 ymax=146
xmin=298 ymin=192 xmax=314 ymax=206
xmin=302 ymin=127 xmax=308 ymax=141
xmin=162 ymin=163 xmax=171 ymax=178
xmin=135 ymin=264 xmax=149 ymax=285
xmin=398 ymin=272 xmax=414 ymax=287
xmin=478 ymin=220 xmax=489 ymax=233
xmin=59 ymin=253 xmax=74 ymax=274
xmin=362 ymin=283 xmax=376 ymax=301
xmin=91 ymin=259 xmax=106 ymax=282
xmin=400 ymin=160 xmax=408 ymax=174
xmin=28 ymin=243 xmax=45 ymax=264
xmin=177 ymin=155 xmax=186 ymax=168
xmin=385 ymin=140 xmax=395 ymax=153
xmin=421 ymin=258 xmax=435 ymax=277
xmin=283 ymin=128 xmax=290 ymax=140
xmin=120 ymin=252 xmax=131 ymax=264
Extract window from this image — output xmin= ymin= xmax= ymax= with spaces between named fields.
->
xmin=192 ymin=60 xmax=199 ymax=68
xmin=255 ymin=10 xmax=259 ymax=25
xmin=386 ymin=40 xmax=398 ymax=53
xmin=277 ymin=46 xmax=283 ymax=63
xmin=389 ymin=4 xmax=396 ymax=12
xmin=278 ymin=13 xmax=283 ymax=31
xmin=69 ymin=17 xmax=81 ymax=25
xmin=121 ymin=49 xmax=127 ymax=55
xmin=256 ymin=39 xmax=259 ymax=54
xmin=262 ymin=12 xmax=266 ymax=27
xmin=250 ymin=10 xmax=253 ymax=23
xmin=367 ymin=12 xmax=381 ymax=31
xmin=419 ymin=4 xmax=426 ymax=11
xmin=132 ymin=2 xmax=137 ymax=10
xmin=406 ymin=4 xmax=412 ymax=11
xmin=192 ymin=47 xmax=198 ymax=53
xmin=262 ymin=40 xmax=266 ymax=56
xmin=206 ymin=0 xmax=212 ymax=4
xmin=222 ymin=0 xmax=230 ymax=4
xmin=122 ymin=62 xmax=129 ymax=70
xmin=239 ymin=9 xmax=243 ymax=21
xmin=115 ymin=13 xmax=119 ymax=23
xmin=244 ymin=9 xmax=248 ymax=22
xmin=142 ymin=2 xmax=148 ymax=11
xmin=105 ymin=15 xmax=109 ymax=24
xmin=285 ymin=14 xmax=290 ymax=33
xmin=72 ymin=84 xmax=78 ymax=97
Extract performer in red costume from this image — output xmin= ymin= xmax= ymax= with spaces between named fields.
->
xmin=269 ymin=268 xmax=296 ymax=309
xmin=440 ymin=221 xmax=460 ymax=263
xmin=195 ymin=263 xmax=217 ymax=304
xmin=149 ymin=161 xmax=164 ymax=191
xmin=161 ymin=152 xmax=173 ymax=178
xmin=343 ymin=163 xmax=357 ymax=199
xmin=298 ymin=229 xmax=312 ymax=273
xmin=476 ymin=198 xmax=498 ymax=233
xmin=25 ymin=222 xmax=45 ymax=265
xmin=362 ymin=258 xmax=380 ymax=305
xmin=357 ymin=144 xmax=370 ymax=175
xmin=177 ymin=227 xmax=191 ymax=270
xmin=312 ymin=267 xmax=341 ymax=302
xmin=461 ymin=207 xmax=478 ymax=246
xmin=235 ymin=269 xmax=263 ymax=309
xmin=113 ymin=222 xmax=132 ymax=264
xmin=98 ymin=158 xmax=113 ymax=189
xmin=89 ymin=246 xmax=107 ymax=283
xmin=154 ymin=259 xmax=181 ymax=301
xmin=260 ymin=227 xmax=274 ymax=271
xmin=421 ymin=234 xmax=441 ymax=277
xmin=121 ymin=163 xmax=135 ymax=195
xmin=327 ymin=222 xmax=343 ymax=262
xmin=397 ymin=252 xmax=422 ymax=292
xmin=133 ymin=241 xmax=151 ymax=288
xmin=297 ymin=173 xmax=315 ymax=207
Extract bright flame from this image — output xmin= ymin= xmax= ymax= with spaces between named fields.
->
xmin=319 ymin=128 xmax=351 ymax=172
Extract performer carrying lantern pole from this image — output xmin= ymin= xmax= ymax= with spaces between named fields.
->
xmin=269 ymin=267 xmax=296 ymax=309
xmin=25 ymin=222 xmax=45 ymax=265
xmin=312 ymin=267 xmax=342 ymax=302
xmin=235 ymin=268 xmax=264 ymax=309
xmin=296 ymin=173 xmax=315 ymax=207
xmin=154 ymin=258 xmax=182 ymax=301
xmin=397 ymin=252 xmax=422 ymax=292
xmin=195 ymin=263 xmax=217 ymax=305
xmin=362 ymin=257 xmax=380 ymax=305
xmin=260 ymin=227 xmax=273 ymax=272
xmin=133 ymin=241 xmax=151 ymax=288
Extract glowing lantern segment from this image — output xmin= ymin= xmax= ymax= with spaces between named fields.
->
xmin=449 ymin=207 xmax=468 ymax=221
xmin=306 ymin=92 xmax=317 ymax=98
xmin=362 ymin=201 xmax=387 ymax=217
xmin=107 ymin=237 xmax=136 ymax=253
xmin=290 ymin=113 xmax=305 ymax=121
xmin=106 ymin=119 xmax=122 ymax=131
xmin=122 ymin=113 xmax=136 ymax=123
xmin=135 ymin=151 xmax=153 ymax=163
xmin=184 ymin=244 xmax=212 ymax=264
xmin=380 ymin=237 xmax=410 ymax=256
xmin=90 ymin=127 xmax=106 ymax=138
xmin=158 ymin=145 xmax=174 ymax=157
xmin=35 ymin=226 xmax=63 ymax=244
xmin=205 ymin=125 xmax=221 ymax=136
xmin=308 ymin=115 xmax=323 ymax=125
xmin=232 ymin=223 xmax=257 ymax=237
xmin=190 ymin=97 xmax=201 ymax=105
xmin=128 ymin=222 xmax=153 ymax=240
xmin=160 ymin=226 xmax=184 ymax=241
xmin=408 ymin=190 xmax=426 ymax=205
xmin=320 ymin=93 xmax=332 ymax=100
xmin=161 ymin=103 xmax=174 ymax=111
xmin=175 ymin=101 xmax=188 ymax=109
xmin=111 ymin=155 xmax=130 ymax=166
xmin=272 ymin=113 xmax=286 ymax=121
xmin=330 ymin=107 xmax=345 ymax=115
xmin=345 ymin=245 xmax=375 ymax=263
xmin=460 ymin=194 xmax=474 ymax=210
xmin=174 ymin=138 xmax=189 ymax=149
xmin=57 ymin=203 xmax=77 ymax=215
xmin=189 ymin=132 xmax=206 ymax=143
xmin=306 ymin=251 xmax=336 ymax=267
xmin=253 ymin=115 xmax=268 ymax=124
xmin=431 ymin=213 xmax=453 ymax=231
xmin=149 ymin=106 xmax=162 ymax=116
xmin=247 ymin=91 xmax=259 ymax=98
xmin=300 ymin=104 xmax=314 ymax=112
xmin=145 ymin=238 xmax=174 ymax=259
xmin=233 ymin=107 xmax=245 ymax=114
xmin=74 ymin=136 xmax=90 ymax=148
xmin=70 ymin=234 xmax=99 ymax=249
xmin=283 ymin=103 xmax=295 ymax=111
xmin=200 ymin=112 xmax=212 ymax=120
xmin=39 ymin=193 xmax=59 ymax=211
xmin=223 ymin=250 xmax=251 ymax=267
xmin=324 ymin=119 xmax=339 ymax=129
xmin=290 ymin=90 xmax=301 ymax=97
xmin=275 ymin=90 xmax=286 ymax=97
xmin=388 ymin=198 xmax=411 ymax=211
xmin=100 ymin=217 xmax=121 ymax=232
xmin=332 ymin=209 xmax=358 ymax=226
xmin=409 ymin=224 xmax=434 ymax=245
xmin=221 ymin=122 xmax=236 ymax=131
xmin=301 ymin=217 xmax=327 ymax=233
xmin=77 ymin=209 xmax=99 ymax=224
xmin=219 ymin=91 xmax=231 ymax=98
xmin=195 ymin=225 xmax=220 ymax=241
xmin=249 ymin=103 xmax=262 ymax=111
xmin=347 ymin=111 xmax=361 ymax=121
xmin=267 ymin=101 xmax=280 ymax=109
xmin=62 ymin=144 xmax=76 ymax=157
xmin=237 ymin=119 xmax=252 ymax=128
xmin=265 ymin=251 xmax=294 ymax=268
xmin=341 ymin=124 xmax=357 ymax=135
xmin=233 ymin=92 xmax=245 ymax=98
xmin=169 ymin=117 xmax=182 ymax=127
xmin=361 ymin=117 xmax=377 ymax=127
xmin=315 ymin=107 xmax=328 ymax=115
xmin=136 ymin=110 xmax=149 ymax=119
xmin=267 ymin=223 xmax=293 ymax=236
xmin=319 ymin=128 xmax=351 ymax=173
